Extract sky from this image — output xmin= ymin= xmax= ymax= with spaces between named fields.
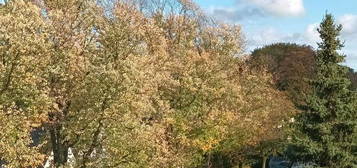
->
xmin=194 ymin=0 xmax=357 ymax=70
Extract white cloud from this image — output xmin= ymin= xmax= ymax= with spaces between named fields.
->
xmin=336 ymin=15 xmax=357 ymax=69
xmin=338 ymin=14 xmax=357 ymax=38
xmin=244 ymin=0 xmax=305 ymax=17
xmin=246 ymin=27 xmax=305 ymax=50
xmin=249 ymin=27 xmax=282 ymax=47
xmin=209 ymin=6 xmax=266 ymax=22
xmin=344 ymin=52 xmax=357 ymax=70
xmin=304 ymin=23 xmax=320 ymax=46
xmin=207 ymin=0 xmax=306 ymax=22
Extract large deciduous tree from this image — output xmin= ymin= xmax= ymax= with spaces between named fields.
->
xmin=0 ymin=0 xmax=297 ymax=167
xmin=250 ymin=43 xmax=316 ymax=105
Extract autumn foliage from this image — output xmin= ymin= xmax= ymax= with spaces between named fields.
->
xmin=0 ymin=0 xmax=296 ymax=167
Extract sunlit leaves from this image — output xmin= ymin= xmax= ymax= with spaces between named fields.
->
xmin=0 ymin=0 xmax=297 ymax=167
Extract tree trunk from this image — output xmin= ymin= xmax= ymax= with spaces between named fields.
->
xmin=50 ymin=126 xmax=69 ymax=167
xmin=48 ymin=101 xmax=71 ymax=167
xmin=238 ymin=162 xmax=243 ymax=168
xmin=206 ymin=152 xmax=212 ymax=168
xmin=262 ymin=156 xmax=267 ymax=168
xmin=80 ymin=120 xmax=103 ymax=168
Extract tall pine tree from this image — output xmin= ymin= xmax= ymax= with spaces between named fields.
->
xmin=290 ymin=14 xmax=357 ymax=167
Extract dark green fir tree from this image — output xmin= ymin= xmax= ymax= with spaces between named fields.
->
xmin=289 ymin=14 xmax=357 ymax=168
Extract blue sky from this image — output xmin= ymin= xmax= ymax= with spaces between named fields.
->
xmin=195 ymin=0 xmax=357 ymax=70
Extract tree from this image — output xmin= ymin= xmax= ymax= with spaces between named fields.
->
xmin=247 ymin=43 xmax=314 ymax=167
xmin=250 ymin=43 xmax=316 ymax=105
xmin=1 ymin=1 xmax=171 ymax=167
xmin=290 ymin=14 xmax=357 ymax=167
xmin=0 ymin=0 xmax=297 ymax=167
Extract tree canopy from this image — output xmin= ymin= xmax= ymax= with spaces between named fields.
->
xmin=1 ymin=1 xmax=356 ymax=168
xmin=0 ymin=0 xmax=296 ymax=167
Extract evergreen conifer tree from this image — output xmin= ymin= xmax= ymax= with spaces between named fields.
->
xmin=291 ymin=14 xmax=357 ymax=168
